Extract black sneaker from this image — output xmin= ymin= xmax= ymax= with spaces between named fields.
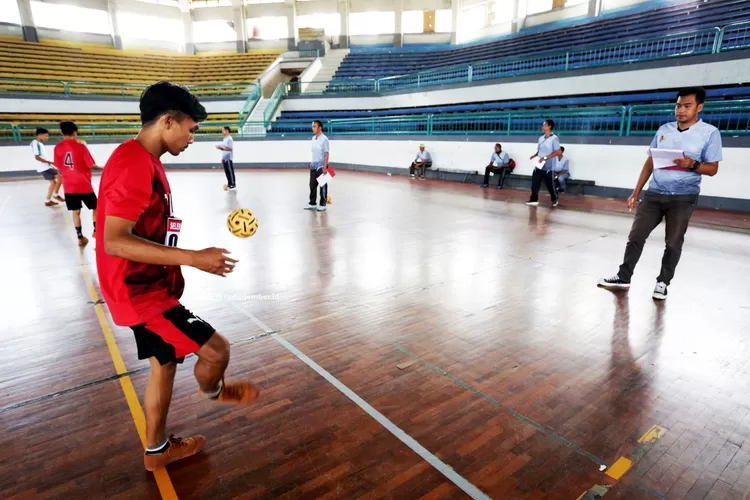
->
xmin=652 ymin=282 xmax=667 ymax=300
xmin=598 ymin=275 xmax=630 ymax=289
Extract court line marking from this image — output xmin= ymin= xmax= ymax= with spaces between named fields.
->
xmin=62 ymin=212 xmax=178 ymax=500
xmin=231 ymin=302 xmax=491 ymax=500
xmin=576 ymin=424 xmax=669 ymax=499
xmin=0 ymin=367 xmax=149 ymax=414
xmin=0 ymin=195 xmax=10 ymax=221
xmin=392 ymin=343 xmax=609 ymax=468
xmin=0 ymin=330 xmax=277 ymax=414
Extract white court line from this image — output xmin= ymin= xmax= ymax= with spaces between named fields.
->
xmin=231 ymin=302 xmax=490 ymax=500
xmin=0 ymin=195 xmax=10 ymax=221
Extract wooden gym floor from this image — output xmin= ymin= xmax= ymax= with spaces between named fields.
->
xmin=2 ymin=169 xmax=750 ymax=500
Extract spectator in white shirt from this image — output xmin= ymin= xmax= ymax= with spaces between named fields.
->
xmin=480 ymin=143 xmax=512 ymax=189
xmin=409 ymin=144 xmax=432 ymax=180
xmin=555 ymin=146 xmax=570 ymax=192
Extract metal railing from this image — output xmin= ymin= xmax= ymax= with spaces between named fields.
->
xmin=271 ymin=107 xmax=628 ymax=137
xmin=627 ymin=100 xmax=750 ymax=136
xmin=269 ymin=102 xmax=750 ymax=137
xmin=238 ymin=85 xmax=262 ymax=124
xmin=285 ymin=25 xmax=746 ymax=97
xmin=717 ymin=21 xmax=750 ymax=52
xmin=281 ymin=49 xmax=320 ymax=59
xmin=263 ymin=84 xmax=285 ymax=125
xmin=4 ymin=101 xmax=749 ymax=142
xmin=6 ymin=121 xmax=247 ymax=143
xmin=0 ymin=79 xmax=258 ymax=98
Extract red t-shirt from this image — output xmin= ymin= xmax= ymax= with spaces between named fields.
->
xmin=54 ymin=139 xmax=96 ymax=194
xmin=95 ymin=139 xmax=184 ymax=327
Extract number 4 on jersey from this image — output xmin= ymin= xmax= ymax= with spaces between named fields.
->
xmin=64 ymin=152 xmax=74 ymax=170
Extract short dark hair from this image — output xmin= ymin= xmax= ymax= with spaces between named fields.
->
xmin=139 ymin=81 xmax=208 ymax=126
xmin=495 ymin=143 xmax=501 ymax=148
xmin=223 ymin=126 xmax=231 ymax=133
xmin=560 ymin=146 xmax=565 ymax=152
xmin=36 ymin=128 xmax=48 ymax=136
xmin=60 ymin=121 xmax=78 ymax=136
xmin=677 ymin=87 xmax=706 ymax=105
xmin=313 ymin=120 xmax=323 ymax=129
xmin=544 ymin=119 xmax=555 ymax=130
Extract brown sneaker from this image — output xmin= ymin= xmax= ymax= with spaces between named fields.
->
xmin=201 ymin=380 xmax=260 ymax=405
xmin=44 ymin=200 xmax=57 ymax=207
xmin=54 ymin=195 xmax=65 ymax=202
xmin=143 ymin=434 xmax=206 ymax=472
xmin=78 ymin=236 xmax=89 ymax=247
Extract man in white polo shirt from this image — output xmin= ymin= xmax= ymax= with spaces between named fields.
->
xmin=409 ymin=144 xmax=432 ymax=180
xmin=526 ymin=119 xmax=562 ymax=207
xmin=305 ymin=120 xmax=330 ymax=212
xmin=31 ymin=127 xmax=65 ymax=206
xmin=599 ymin=87 xmax=722 ymax=300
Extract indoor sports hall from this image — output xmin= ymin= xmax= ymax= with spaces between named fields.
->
xmin=2 ymin=0 xmax=750 ymax=499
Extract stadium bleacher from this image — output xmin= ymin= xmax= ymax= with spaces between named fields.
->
xmin=269 ymin=86 xmax=750 ymax=136
xmin=0 ymin=38 xmax=281 ymax=96
xmin=0 ymin=113 xmax=241 ymax=142
xmin=333 ymin=0 xmax=750 ymax=81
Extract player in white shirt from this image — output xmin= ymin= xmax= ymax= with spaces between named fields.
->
xmin=31 ymin=127 xmax=64 ymax=206
xmin=216 ymin=126 xmax=236 ymax=190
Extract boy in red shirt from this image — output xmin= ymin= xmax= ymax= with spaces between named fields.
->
xmin=96 ymin=82 xmax=259 ymax=472
xmin=54 ymin=121 xmax=102 ymax=246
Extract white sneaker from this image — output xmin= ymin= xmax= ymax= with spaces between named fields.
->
xmin=552 ymin=200 xmax=559 ymax=207
xmin=304 ymin=204 xmax=316 ymax=210
xmin=652 ymin=282 xmax=668 ymax=300
xmin=410 ymin=174 xmax=415 ymax=179
xmin=525 ymin=201 xmax=539 ymax=206
xmin=317 ymin=206 xmax=327 ymax=212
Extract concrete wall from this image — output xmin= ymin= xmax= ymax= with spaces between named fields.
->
xmin=1 ymin=139 xmax=746 ymax=205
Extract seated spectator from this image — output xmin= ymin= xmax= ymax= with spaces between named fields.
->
xmin=409 ymin=144 xmax=432 ymax=180
xmin=555 ymin=146 xmax=570 ymax=192
xmin=480 ymin=143 xmax=513 ymax=189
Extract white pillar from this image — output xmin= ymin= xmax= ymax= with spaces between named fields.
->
xmin=450 ymin=0 xmax=460 ymax=45
xmin=231 ymin=0 xmax=247 ymax=53
xmin=338 ymin=0 xmax=350 ymax=48
xmin=394 ymin=0 xmax=403 ymax=48
xmin=511 ymin=0 xmax=520 ymax=33
xmin=107 ymin=0 xmax=122 ymax=49
xmin=588 ymin=0 xmax=602 ymax=18
xmin=16 ymin=0 xmax=38 ymax=42
xmin=177 ymin=0 xmax=195 ymax=54
xmin=285 ymin=0 xmax=298 ymax=50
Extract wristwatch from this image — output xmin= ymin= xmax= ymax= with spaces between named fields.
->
xmin=692 ymin=160 xmax=701 ymax=171
xmin=542 ymin=156 xmax=548 ymax=161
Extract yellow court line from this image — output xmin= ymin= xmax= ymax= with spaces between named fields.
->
xmin=63 ymin=213 xmax=178 ymax=499
xmin=605 ymin=457 xmax=633 ymax=480
xmin=638 ymin=425 xmax=667 ymax=444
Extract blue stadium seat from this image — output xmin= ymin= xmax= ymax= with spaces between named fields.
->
xmin=333 ymin=0 xmax=749 ymax=81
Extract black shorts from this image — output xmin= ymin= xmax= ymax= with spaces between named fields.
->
xmin=65 ymin=192 xmax=97 ymax=211
xmin=41 ymin=168 xmax=59 ymax=181
xmin=131 ymin=305 xmax=216 ymax=365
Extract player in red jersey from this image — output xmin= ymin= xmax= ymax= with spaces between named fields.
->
xmin=54 ymin=121 xmax=102 ymax=246
xmin=95 ymin=82 xmax=259 ymax=472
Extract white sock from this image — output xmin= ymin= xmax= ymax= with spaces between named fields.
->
xmin=201 ymin=380 xmax=223 ymax=399
xmin=145 ymin=437 xmax=170 ymax=455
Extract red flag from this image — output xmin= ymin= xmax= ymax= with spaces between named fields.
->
xmin=328 ymin=166 xmax=336 ymax=177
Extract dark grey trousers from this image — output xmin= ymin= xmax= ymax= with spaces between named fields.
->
xmin=618 ymin=191 xmax=698 ymax=285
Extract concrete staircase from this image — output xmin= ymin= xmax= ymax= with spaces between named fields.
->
xmin=242 ymin=97 xmax=269 ymax=137
xmin=311 ymin=49 xmax=350 ymax=86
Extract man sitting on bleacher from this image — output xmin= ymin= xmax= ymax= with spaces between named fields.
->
xmin=555 ymin=146 xmax=570 ymax=193
xmin=409 ymin=144 xmax=432 ymax=180
xmin=480 ymin=143 xmax=512 ymax=189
